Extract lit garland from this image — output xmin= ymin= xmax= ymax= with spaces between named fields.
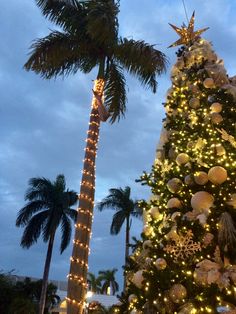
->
xmin=67 ymin=79 xmax=105 ymax=313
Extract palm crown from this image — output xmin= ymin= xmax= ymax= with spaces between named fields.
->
xmin=16 ymin=174 xmax=77 ymax=253
xmin=98 ymin=268 xmax=119 ymax=295
xmin=16 ymin=174 xmax=77 ymax=314
xmin=24 ymin=0 xmax=167 ymax=122
xmin=97 ymin=187 xmax=142 ymax=235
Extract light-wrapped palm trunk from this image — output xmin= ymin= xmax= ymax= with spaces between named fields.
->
xmin=67 ymin=79 xmax=105 ymax=314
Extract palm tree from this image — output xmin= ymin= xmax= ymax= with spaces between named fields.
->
xmin=16 ymin=175 xmax=77 ymax=314
xmin=24 ymin=1 xmax=167 ymax=312
xmin=97 ymin=187 xmax=142 ymax=290
xmin=98 ymin=269 xmax=119 ymax=295
xmin=87 ymin=272 xmax=101 ymax=294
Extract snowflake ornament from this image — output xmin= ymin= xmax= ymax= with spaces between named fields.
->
xmin=155 ymin=159 xmax=173 ymax=178
xmin=164 ymin=230 xmax=201 ymax=262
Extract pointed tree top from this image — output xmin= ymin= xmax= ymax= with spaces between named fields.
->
xmin=168 ymin=11 xmax=209 ymax=48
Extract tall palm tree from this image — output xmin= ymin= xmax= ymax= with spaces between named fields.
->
xmin=97 ymin=187 xmax=142 ymax=290
xmin=24 ymin=1 xmax=167 ymax=312
xmin=98 ymin=269 xmax=119 ymax=295
xmin=16 ymin=175 xmax=77 ymax=314
xmin=87 ymin=272 xmax=101 ymax=294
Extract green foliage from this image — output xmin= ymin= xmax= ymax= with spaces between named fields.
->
xmin=0 ymin=274 xmax=59 ymax=314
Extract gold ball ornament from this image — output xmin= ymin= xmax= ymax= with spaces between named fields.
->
xmin=132 ymin=270 xmax=144 ymax=288
xmin=189 ymin=97 xmax=200 ymax=109
xmin=208 ymin=166 xmax=227 ymax=184
xmin=169 ymin=284 xmax=187 ymax=304
xmin=155 ymin=258 xmax=167 ymax=270
xmin=128 ymin=294 xmax=138 ymax=303
xmin=211 ymin=112 xmax=223 ymax=124
xmin=176 ymin=153 xmax=190 ymax=165
xmin=184 ymin=174 xmax=195 ymax=186
xmin=203 ymin=78 xmax=215 ymax=88
xmin=191 ymin=191 xmax=214 ymax=211
xmin=194 ymin=171 xmax=208 ymax=185
xmin=167 ymin=198 xmax=182 ymax=209
xmin=149 ymin=206 xmax=160 ymax=219
xmin=143 ymin=240 xmax=152 ymax=250
xmin=167 ymin=178 xmax=182 ymax=193
xmin=187 ymin=141 xmax=195 ymax=149
xmin=143 ymin=225 xmax=153 ymax=236
xmin=189 ymin=84 xmax=199 ymax=93
xmin=215 ymin=144 xmax=226 ymax=156
xmin=210 ymin=102 xmax=222 ymax=113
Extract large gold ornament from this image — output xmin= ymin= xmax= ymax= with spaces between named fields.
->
xmin=155 ymin=258 xmax=167 ymax=270
xmin=169 ymin=284 xmax=187 ymax=303
xmin=169 ymin=11 xmax=209 ymax=48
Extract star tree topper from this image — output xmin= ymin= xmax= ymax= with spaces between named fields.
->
xmin=169 ymin=11 xmax=209 ymax=48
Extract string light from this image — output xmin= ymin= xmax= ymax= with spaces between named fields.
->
xmin=67 ymin=78 xmax=105 ymax=313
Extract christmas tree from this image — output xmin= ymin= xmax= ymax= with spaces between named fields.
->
xmin=118 ymin=13 xmax=236 ymax=314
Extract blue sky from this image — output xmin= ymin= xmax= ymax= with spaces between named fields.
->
xmin=1 ymin=0 xmax=236 ymax=289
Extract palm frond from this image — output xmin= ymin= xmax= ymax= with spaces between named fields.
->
xmin=16 ymin=200 xmax=47 ymax=226
xmin=86 ymin=0 xmax=119 ymax=46
xmin=97 ymin=187 xmax=133 ymax=214
xmin=25 ymin=177 xmax=53 ymax=200
xmin=36 ymin=0 xmax=87 ymax=33
xmin=20 ymin=211 xmax=49 ymax=248
xmin=55 ymin=174 xmax=66 ymax=192
xmin=114 ymin=38 xmax=167 ymax=92
xmin=111 ymin=280 xmax=119 ymax=294
xmin=104 ymin=61 xmax=127 ymax=123
xmin=24 ymin=31 xmax=99 ymax=78
xmin=64 ymin=208 xmax=78 ymax=222
xmin=110 ymin=210 xmax=126 ymax=235
xmin=60 ymin=214 xmax=72 ymax=253
xmin=96 ymin=197 xmax=122 ymax=212
xmin=130 ymin=201 xmax=143 ymax=218
xmin=67 ymin=191 xmax=78 ymax=207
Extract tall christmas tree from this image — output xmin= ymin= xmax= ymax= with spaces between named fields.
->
xmin=118 ymin=13 xmax=236 ymax=314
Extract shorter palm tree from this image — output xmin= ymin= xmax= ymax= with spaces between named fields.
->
xmin=16 ymin=174 xmax=77 ymax=314
xmin=98 ymin=269 xmax=119 ymax=295
xmin=87 ymin=272 xmax=102 ymax=294
xmin=97 ymin=187 xmax=142 ymax=290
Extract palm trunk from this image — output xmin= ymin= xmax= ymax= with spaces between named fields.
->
xmin=123 ymin=215 xmax=130 ymax=292
xmin=38 ymin=231 xmax=55 ymax=314
xmin=67 ymin=78 xmax=105 ymax=314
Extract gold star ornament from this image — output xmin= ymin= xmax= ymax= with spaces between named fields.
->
xmin=169 ymin=11 xmax=209 ymax=48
